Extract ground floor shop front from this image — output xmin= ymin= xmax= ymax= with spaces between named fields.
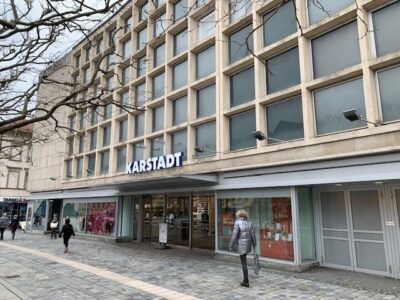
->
xmin=27 ymin=153 xmax=400 ymax=279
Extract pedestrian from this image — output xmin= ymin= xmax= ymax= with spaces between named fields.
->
xmin=9 ymin=215 xmax=19 ymax=240
xmin=0 ymin=213 xmax=10 ymax=240
xmin=229 ymin=209 xmax=256 ymax=288
xmin=50 ymin=214 xmax=59 ymax=239
xmin=59 ymin=218 xmax=75 ymax=253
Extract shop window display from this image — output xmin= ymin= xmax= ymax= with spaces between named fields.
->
xmin=86 ymin=202 xmax=116 ymax=236
xmin=218 ymin=195 xmax=293 ymax=261
xmin=62 ymin=202 xmax=87 ymax=234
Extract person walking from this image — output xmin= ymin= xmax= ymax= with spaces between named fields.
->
xmin=9 ymin=215 xmax=19 ymax=240
xmin=59 ymin=218 xmax=75 ymax=253
xmin=0 ymin=213 xmax=10 ymax=240
xmin=229 ymin=209 xmax=256 ymax=288
xmin=50 ymin=214 xmax=59 ymax=239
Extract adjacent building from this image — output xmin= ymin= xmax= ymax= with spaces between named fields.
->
xmin=28 ymin=0 xmax=400 ymax=278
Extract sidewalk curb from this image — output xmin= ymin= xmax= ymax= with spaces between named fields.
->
xmin=0 ymin=277 xmax=31 ymax=300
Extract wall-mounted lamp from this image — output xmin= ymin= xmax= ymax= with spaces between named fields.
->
xmin=49 ymin=177 xmax=56 ymax=181
xmin=86 ymin=169 xmax=94 ymax=174
xmin=342 ymin=109 xmax=382 ymax=126
xmin=66 ymin=174 xmax=73 ymax=179
xmin=252 ymin=131 xmax=285 ymax=143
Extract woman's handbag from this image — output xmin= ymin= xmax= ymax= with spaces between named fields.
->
xmin=254 ymin=252 xmax=260 ymax=275
xmin=50 ymin=222 xmax=58 ymax=229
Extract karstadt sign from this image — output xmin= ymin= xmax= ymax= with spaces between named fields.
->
xmin=126 ymin=152 xmax=183 ymax=174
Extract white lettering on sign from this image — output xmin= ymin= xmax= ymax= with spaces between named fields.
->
xmin=126 ymin=152 xmax=183 ymax=174
xmin=386 ymin=221 xmax=395 ymax=226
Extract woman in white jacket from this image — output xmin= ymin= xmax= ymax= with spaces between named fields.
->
xmin=229 ymin=209 xmax=256 ymax=288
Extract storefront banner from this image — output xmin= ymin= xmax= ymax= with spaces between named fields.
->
xmin=0 ymin=197 xmax=26 ymax=203
xmin=126 ymin=152 xmax=183 ymax=174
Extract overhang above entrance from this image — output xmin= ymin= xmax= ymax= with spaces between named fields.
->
xmin=119 ymin=174 xmax=218 ymax=193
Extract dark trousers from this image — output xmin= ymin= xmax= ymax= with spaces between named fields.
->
xmin=63 ymin=236 xmax=70 ymax=248
xmin=50 ymin=229 xmax=57 ymax=239
xmin=0 ymin=228 xmax=5 ymax=240
xmin=240 ymin=254 xmax=249 ymax=282
xmin=11 ymin=229 xmax=16 ymax=239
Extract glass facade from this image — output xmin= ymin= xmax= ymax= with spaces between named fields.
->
xmin=377 ymin=65 xmax=400 ymax=123
xmin=154 ymin=43 xmax=165 ymax=67
xmin=197 ymin=84 xmax=215 ymax=118
xmin=173 ymin=60 xmax=188 ymax=90
xmin=217 ymin=189 xmax=294 ymax=261
xmin=135 ymin=113 xmax=145 ymax=137
xmin=153 ymin=105 xmax=164 ymax=132
xmin=308 ymin=0 xmax=353 ymax=25
xmin=196 ymin=45 xmax=215 ymax=79
xmin=230 ymin=110 xmax=256 ymax=151
xmin=230 ymin=0 xmax=252 ymax=23
xmin=198 ymin=11 xmax=215 ymax=41
xmin=229 ymin=24 xmax=253 ymax=64
xmin=174 ymin=29 xmax=187 ymax=56
xmin=86 ymin=201 xmax=116 ymax=236
xmin=173 ymin=95 xmax=187 ymax=125
xmin=152 ymin=72 xmax=165 ymax=99
xmin=171 ymin=130 xmax=187 ymax=161
xmin=230 ymin=67 xmax=255 ymax=107
xmin=195 ymin=122 xmax=216 ymax=158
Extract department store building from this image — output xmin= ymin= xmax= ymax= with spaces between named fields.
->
xmin=27 ymin=0 xmax=400 ymax=278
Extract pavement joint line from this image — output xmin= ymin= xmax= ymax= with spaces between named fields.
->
xmin=1 ymin=242 xmax=200 ymax=300
xmin=0 ymin=277 xmax=31 ymax=300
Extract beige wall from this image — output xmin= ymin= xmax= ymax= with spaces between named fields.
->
xmin=29 ymin=0 xmax=400 ymax=192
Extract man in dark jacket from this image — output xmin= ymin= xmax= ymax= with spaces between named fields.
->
xmin=0 ymin=213 xmax=10 ymax=240
xmin=59 ymin=218 xmax=75 ymax=253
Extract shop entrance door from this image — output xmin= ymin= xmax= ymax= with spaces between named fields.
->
xmin=142 ymin=195 xmax=164 ymax=243
xmin=191 ymin=194 xmax=215 ymax=250
xmin=318 ymin=188 xmax=388 ymax=275
xmin=166 ymin=194 xmax=190 ymax=247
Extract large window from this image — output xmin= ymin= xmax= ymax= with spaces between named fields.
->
xmin=217 ymin=190 xmax=294 ymax=261
xmin=122 ymin=39 xmax=131 ymax=60
xmin=198 ymin=11 xmax=215 ymax=41
xmin=372 ymin=1 xmax=400 ymax=57
xmin=171 ymin=130 xmax=187 ymax=161
xmin=229 ymin=109 xmax=256 ymax=151
xmin=154 ymin=43 xmax=165 ymax=67
xmin=139 ymin=1 xmax=149 ymax=21
xmin=78 ymin=136 xmax=84 ymax=153
xmin=86 ymin=201 xmax=116 ymax=236
xmin=154 ymin=13 xmax=167 ymax=37
xmin=266 ymin=47 xmax=300 ymax=94
xmin=133 ymin=143 xmax=145 ymax=161
xmin=312 ymin=21 xmax=360 ymax=78
xmin=377 ymin=65 xmax=400 ymax=123
xmin=136 ymin=83 xmax=146 ymax=106
xmin=314 ymin=78 xmax=366 ymax=135
xmin=137 ymin=27 xmax=147 ymax=49
xmin=153 ymin=72 xmax=165 ymax=99
xmin=119 ymin=119 xmax=128 ymax=142
xmin=151 ymin=137 xmax=164 ymax=157
xmin=107 ymin=54 xmax=115 ymax=69
xmin=137 ymin=56 xmax=146 ymax=78
xmin=135 ymin=113 xmax=145 ymax=137
xmin=308 ymin=0 xmax=353 ymax=25
xmin=66 ymin=159 xmax=72 ymax=178
xmin=173 ymin=60 xmax=187 ymax=90
xmin=104 ymin=102 xmax=113 ymax=120
xmin=90 ymin=131 xmax=97 ymax=150
xmin=103 ymin=125 xmax=111 ymax=147
xmin=174 ymin=0 xmax=188 ymax=22
xmin=229 ymin=0 xmax=252 ymax=23
xmin=117 ymin=147 xmax=127 ymax=172
xmin=197 ymin=45 xmax=215 ymax=79
xmin=266 ymin=96 xmax=304 ymax=144
xmin=195 ymin=122 xmax=216 ymax=158
xmin=120 ymin=91 xmax=129 ymax=114
xmin=67 ymin=137 xmax=73 ymax=155
xmin=100 ymin=151 xmax=110 ymax=174
xmin=229 ymin=24 xmax=253 ymax=64
xmin=76 ymin=157 xmax=83 ymax=179
xmin=263 ymin=1 xmax=296 ymax=47
xmin=124 ymin=15 xmax=132 ymax=33
xmin=173 ymin=96 xmax=187 ymax=126
xmin=121 ymin=66 xmax=130 ymax=86
xmin=153 ymin=105 xmax=164 ymax=132
xmin=62 ymin=202 xmax=86 ymax=233
xmin=230 ymin=67 xmax=255 ymax=107
xmin=87 ymin=155 xmax=96 ymax=176
xmin=197 ymin=84 xmax=215 ymax=118
xmin=174 ymin=29 xmax=187 ymax=56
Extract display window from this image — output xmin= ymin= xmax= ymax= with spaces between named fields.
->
xmin=86 ymin=202 xmax=116 ymax=236
xmin=61 ymin=199 xmax=117 ymax=237
xmin=218 ymin=192 xmax=294 ymax=261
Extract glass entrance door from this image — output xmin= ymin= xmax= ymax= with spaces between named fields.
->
xmin=142 ymin=195 xmax=164 ymax=242
xmin=319 ymin=189 xmax=387 ymax=275
xmin=192 ymin=194 xmax=215 ymax=250
xmin=166 ymin=194 xmax=190 ymax=247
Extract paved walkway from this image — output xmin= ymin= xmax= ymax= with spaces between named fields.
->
xmin=0 ymin=231 xmax=400 ymax=299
